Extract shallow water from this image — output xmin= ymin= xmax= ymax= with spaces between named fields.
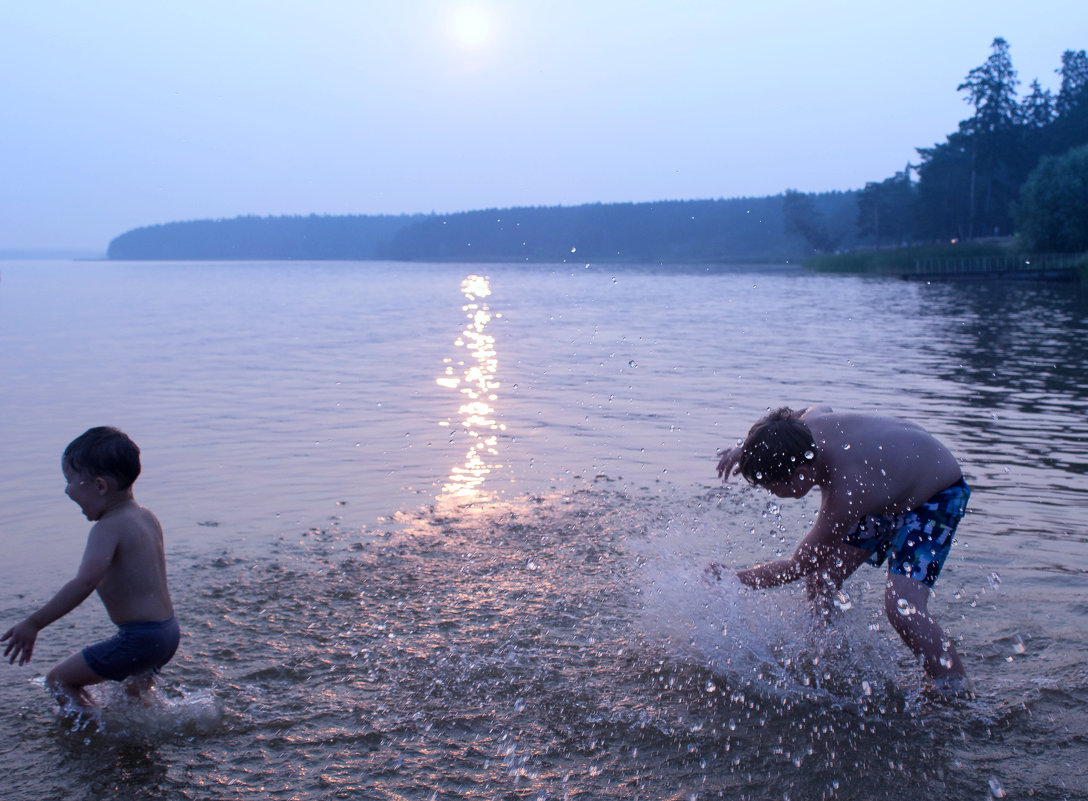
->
xmin=0 ymin=260 xmax=1085 ymax=800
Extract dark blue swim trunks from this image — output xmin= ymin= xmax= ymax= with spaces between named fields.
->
xmin=843 ymin=478 xmax=970 ymax=587
xmin=82 ymin=616 xmax=180 ymax=681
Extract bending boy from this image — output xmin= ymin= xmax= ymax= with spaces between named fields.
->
xmin=2 ymin=427 xmax=179 ymax=709
xmin=713 ymin=406 xmax=970 ymax=683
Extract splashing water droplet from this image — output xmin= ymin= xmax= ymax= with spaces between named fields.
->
xmin=989 ymin=777 xmax=1006 ymax=798
xmin=705 ymin=680 xmax=717 ymax=693
xmin=987 ymin=572 xmax=1001 ymax=590
xmin=804 ymin=450 xmax=814 ymax=460
xmin=842 ymin=443 xmax=851 ymax=450
xmin=896 ymin=598 xmax=913 ymax=616
xmin=570 ymin=246 xmax=577 ymax=253
xmin=628 ymin=360 xmax=637 ymax=368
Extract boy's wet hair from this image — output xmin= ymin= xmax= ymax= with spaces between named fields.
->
xmin=739 ymin=408 xmax=818 ymax=486
xmin=63 ymin=426 xmax=142 ymax=490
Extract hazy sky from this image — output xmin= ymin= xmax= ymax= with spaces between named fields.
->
xmin=2 ymin=1 xmax=1085 ymax=252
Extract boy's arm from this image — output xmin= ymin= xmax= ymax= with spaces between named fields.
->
xmin=736 ymin=508 xmax=851 ymax=589
xmin=1 ymin=524 xmax=118 ymax=666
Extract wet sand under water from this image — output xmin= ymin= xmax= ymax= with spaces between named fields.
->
xmin=4 ymin=482 xmax=1085 ymax=801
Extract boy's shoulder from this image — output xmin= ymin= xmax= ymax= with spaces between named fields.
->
xmin=94 ymin=500 xmax=160 ymax=538
xmin=806 ymin=410 xmax=921 ymax=440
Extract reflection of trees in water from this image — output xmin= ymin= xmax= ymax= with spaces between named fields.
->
xmin=918 ymin=282 xmax=1088 ymax=477
xmin=928 ymin=283 xmax=1087 ymax=400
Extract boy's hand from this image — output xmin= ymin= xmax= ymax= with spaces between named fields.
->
xmin=1 ymin=620 xmax=39 ymax=666
xmin=704 ymin=562 xmax=726 ymax=582
xmin=716 ymin=445 xmax=742 ymax=482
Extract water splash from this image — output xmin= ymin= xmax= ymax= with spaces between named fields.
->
xmin=632 ymin=509 xmax=899 ymax=705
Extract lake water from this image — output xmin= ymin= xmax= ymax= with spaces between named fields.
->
xmin=0 ymin=259 xmax=1085 ymax=800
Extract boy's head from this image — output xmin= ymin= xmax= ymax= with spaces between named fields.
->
xmin=738 ymin=408 xmax=818 ymax=488
xmin=63 ymin=426 xmax=142 ymax=491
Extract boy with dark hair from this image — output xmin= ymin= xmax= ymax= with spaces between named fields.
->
xmin=712 ymin=406 xmax=970 ymax=684
xmin=2 ymin=427 xmax=178 ymax=710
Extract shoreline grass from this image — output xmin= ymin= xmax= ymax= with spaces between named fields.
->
xmin=804 ymin=242 xmax=1088 ymax=281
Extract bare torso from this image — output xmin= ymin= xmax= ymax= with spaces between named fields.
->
xmin=801 ymin=409 xmax=963 ymax=526
xmin=94 ymin=502 xmax=174 ymax=624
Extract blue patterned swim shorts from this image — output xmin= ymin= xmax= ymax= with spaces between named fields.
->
xmin=843 ymin=478 xmax=970 ymax=587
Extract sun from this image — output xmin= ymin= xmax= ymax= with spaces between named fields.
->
xmin=448 ymin=4 xmax=493 ymax=50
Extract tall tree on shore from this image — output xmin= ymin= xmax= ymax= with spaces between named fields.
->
xmin=1055 ymin=49 xmax=1088 ymax=116
xmin=915 ymin=37 xmax=1025 ymax=240
xmin=1051 ymin=49 xmax=1088 ymax=154
xmin=857 ymin=168 xmax=916 ymax=247
xmin=1020 ymin=79 xmax=1055 ymax=129
xmin=957 ymin=37 xmax=1022 ymax=238
xmin=958 ymin=37 xmax=1020 ymax=135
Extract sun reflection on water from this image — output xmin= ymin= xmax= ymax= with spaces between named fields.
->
xmin=438 ymin=275 xmax=505 ymax=499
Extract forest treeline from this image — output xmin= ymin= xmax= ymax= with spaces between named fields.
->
xmin=108 ymin=38 xmax=1088 ymax=263
xmin=106 ymin=193 xmax=863 ymax=263
xmin=858 ymin=38 xmax=1088 ymax=252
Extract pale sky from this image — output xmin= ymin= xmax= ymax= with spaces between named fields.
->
xmin=2 ymin=0 xmax=1085 ymax=252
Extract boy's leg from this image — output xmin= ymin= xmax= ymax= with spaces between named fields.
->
xmin=884 ymin=573 xmax=965 ymax=680
xmin=46 ymin=652 xmax=106 ymax=709
xmin=122 ymin=671 xmax=155 ymax=701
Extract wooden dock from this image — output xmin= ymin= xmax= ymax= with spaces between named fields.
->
xmin=900 ymin=254 xmax=1080 ymax=282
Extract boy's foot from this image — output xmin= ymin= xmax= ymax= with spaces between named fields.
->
xmin=926 ymin=673 xmax=976 ymax=701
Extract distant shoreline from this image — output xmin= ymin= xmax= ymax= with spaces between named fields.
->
xmin=0 ymin=250 xmax=104 ymax=261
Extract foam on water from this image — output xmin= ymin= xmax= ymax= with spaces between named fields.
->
xmin=29 ymin=676 xmax=223 ymax=746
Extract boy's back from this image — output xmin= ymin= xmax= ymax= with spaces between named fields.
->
xmin=92 ymin=501 xmax=173 ymax=625
xmin=800 ymin=408 xmax=963 ymax=524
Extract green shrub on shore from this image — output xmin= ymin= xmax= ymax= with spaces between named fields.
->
xmin=804 ymin=242 xmax=1012 ymax=275
xmin=805 ymin=243 xmax=1087 ymax=281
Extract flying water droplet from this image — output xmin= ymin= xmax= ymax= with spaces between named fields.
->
xmin=987 ymin=572 xmax=1001 ymax=590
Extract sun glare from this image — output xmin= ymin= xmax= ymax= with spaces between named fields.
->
xmin=449 ymin=4 xmax=493 ymax=49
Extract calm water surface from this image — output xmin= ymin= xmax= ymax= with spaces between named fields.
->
xmin=0 ymin=260 xmax=1085 ymax=800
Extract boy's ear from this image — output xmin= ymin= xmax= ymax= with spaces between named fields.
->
xmin=93 ymin=476 xmax=110 ymax=495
